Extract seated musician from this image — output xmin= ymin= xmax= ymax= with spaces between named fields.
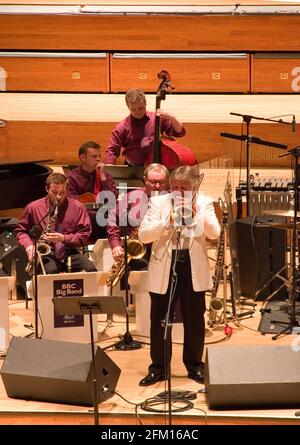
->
xmin=103 ymin=88 xmax=186 ymax=167
xmin=67 ymin=141 xmax=117 ymax=241
xmin=107 ymin=163 xmax=169 ymax=266
xmin=14 ymin=172 xmax=96 ymax=274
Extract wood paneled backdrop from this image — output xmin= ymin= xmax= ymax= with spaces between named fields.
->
xmin=1 ymin=14 xmax=300 ymax=52
xmin=0 ymin=6 xmax=299 ymax=168
xmin=0 ymin=93 xmax=298 ymax=167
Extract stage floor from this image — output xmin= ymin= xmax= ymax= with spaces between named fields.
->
xmin=1 ymin=297 xmax=300 ymax=426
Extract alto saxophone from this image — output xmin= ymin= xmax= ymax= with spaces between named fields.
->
xmin=25 ymin=202 xmax=59 ymax=276
xmin=106 ymin=229 xmax=146 ymax=288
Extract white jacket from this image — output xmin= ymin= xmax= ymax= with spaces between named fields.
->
xmin=138 ymin=192 xmax=220 ymax=294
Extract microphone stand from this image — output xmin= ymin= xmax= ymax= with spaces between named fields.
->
xmin=114 ymin=225 xmax=143 ymax=350
xmin=270 ymin=146 xmax=300 ymax=339
xmin=108 ymin=211 xmax=147 ymax=350
xmin=230 ymin=112 xmax=294 ymax=217
xmin=160 ymin=228 xmax=181 ymax=426
xmin=30 ymin=224 xmax=41 ymax=339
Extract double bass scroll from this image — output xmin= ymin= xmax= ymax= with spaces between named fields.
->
xmin=149 ymin=70 xmax=197 ymax=169
xmin=153 ymin=70 xmax=174 ymax=164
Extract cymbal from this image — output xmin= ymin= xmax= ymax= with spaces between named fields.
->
xmin=263 ymin=209 xmax=300 ymax=218
xmin=267 ymin=222 xmax=300 ymax=230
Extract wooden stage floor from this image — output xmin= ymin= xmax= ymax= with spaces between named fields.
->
xmin=1 ymin=297 xmax=300 ymax=426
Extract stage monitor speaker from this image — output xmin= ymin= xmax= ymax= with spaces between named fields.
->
xmin=0 ymin=222 xmax=29 ymax=298
xmin=0 ymin=231 xmax=18 ymax=261
xmin=204 ymin=345 xmax=300 ymax=409
xmin=0 ymin=240 xmax=29 ymax=299
xmin=236 ymin=216 xmax=286 ymax=300
xmin=0 ymin=337 xmax=121 ymax=406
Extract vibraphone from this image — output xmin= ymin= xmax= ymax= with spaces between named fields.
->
xmin=236 ymin=175 xmax=295 ymax=218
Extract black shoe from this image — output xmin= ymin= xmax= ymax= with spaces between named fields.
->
xmin=139 ymin=373 xmax=166 ymax=386
xmin=187 ymin=369 xmax=204 ymax=384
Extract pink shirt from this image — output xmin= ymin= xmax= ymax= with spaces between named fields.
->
xmin=104 ymin=111 xmax=186 ymax=165
xmin=67 ymin=166 xmax=117 ymax=201
xmin=107 ymin=188 xmax=149 ymax=249
xmin=15 ymin=196 xmax=92 ymax=251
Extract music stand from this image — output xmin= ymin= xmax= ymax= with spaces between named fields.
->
xmin=52 ymin=296 xmax=126 ymax=425
xmin=104 ymin=165 xmax=145 ymax=189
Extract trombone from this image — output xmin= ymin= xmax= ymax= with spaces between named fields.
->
xmin=151 ymin=173 xmax=204 ymax=261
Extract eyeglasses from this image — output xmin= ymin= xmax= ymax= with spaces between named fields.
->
xmin=145 ymin=178 xmax=165 ymax=186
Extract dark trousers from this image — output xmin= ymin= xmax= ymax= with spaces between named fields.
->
xmin=149 ymin=255 xmax=206 ymax=375
xmin=39 ymin=250 xmax=97 ymax=274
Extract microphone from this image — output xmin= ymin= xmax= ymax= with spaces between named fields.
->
xmin=292 ymin=115 xmax=296 ymax=132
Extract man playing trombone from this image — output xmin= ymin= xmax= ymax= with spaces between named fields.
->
xmin=138 ymin=165 xmax=220 ymax=386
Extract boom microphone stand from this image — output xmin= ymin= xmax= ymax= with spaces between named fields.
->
xmin=229 ymin=112 xmax=293 ymax=216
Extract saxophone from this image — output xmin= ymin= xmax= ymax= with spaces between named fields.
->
xmin=106 ymin=228 xmax=146 ymax=288
xmin=207 ymin=199 xmax=227 ymax=327
xmin=25 ymin=202 xmax=59 ymax=276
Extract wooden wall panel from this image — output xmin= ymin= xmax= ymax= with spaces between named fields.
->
xmin=0 ymin=14 xmax=300 ymax=52
xmin=0 ymin=120 xmax=297 ymax=168
xmin=111 ymin=54 xmax=250 ymax=93
xmin=251 ymin=54 xmax=300 ymax=93
xmin=0 ymin=121 xmax=111 ymax=165
xmin=0 ymin=55 xmax=109 ymax=92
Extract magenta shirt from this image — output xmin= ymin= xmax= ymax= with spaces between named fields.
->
xmin=104 ymin=111 xmax=186 ymax=165
xmin=107 ymin=188 xmax=149 ymax=249
xmin=67 ymin=166 xmax=117 ymax=200
xmin=14 ymin=196 xmax=92 ymax=250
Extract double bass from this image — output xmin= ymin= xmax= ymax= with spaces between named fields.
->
xmin=145 ymin=70 xmax=197 ymax=169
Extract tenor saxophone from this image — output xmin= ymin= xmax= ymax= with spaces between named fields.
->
xmin=25 ymin=203 xmax=58 ymax=276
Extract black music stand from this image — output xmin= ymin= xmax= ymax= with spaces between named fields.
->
xmin=52 ymin=296 xmax=126 ymax=425
xmin=103 ymin=165 xmax=145 ymax=189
